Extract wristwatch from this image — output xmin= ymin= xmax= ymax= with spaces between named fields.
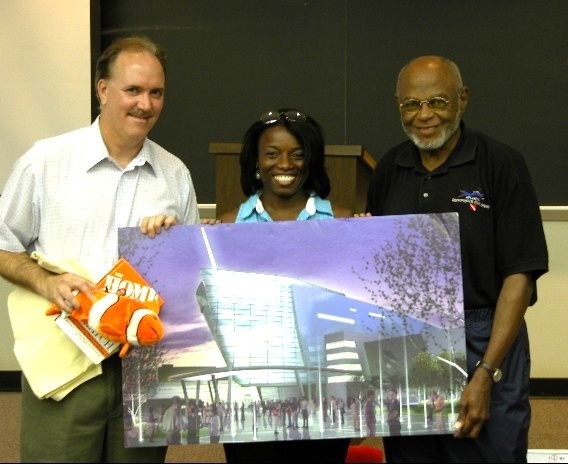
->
xmin=475 ymin=360 xmax=502 ymax=383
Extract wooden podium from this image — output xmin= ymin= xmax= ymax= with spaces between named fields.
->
xmin=209 ymin=142 xmax=377 ymax=217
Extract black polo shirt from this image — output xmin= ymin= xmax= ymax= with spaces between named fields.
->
xmin=366 ymin=122 xmax=548 ymax=309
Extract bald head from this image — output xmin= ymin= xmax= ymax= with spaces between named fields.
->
xmin=396 ymin=56 xmax=463 ymax=98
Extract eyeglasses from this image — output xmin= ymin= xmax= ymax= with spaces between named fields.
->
xmin=399 ymin=96 xmax=451 ymax=114
xmin=259 ymin=110 xmax=307 ymax=125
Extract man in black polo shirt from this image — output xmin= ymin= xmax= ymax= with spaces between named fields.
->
xmin=365 ymin=55 xmax=548 ymax=462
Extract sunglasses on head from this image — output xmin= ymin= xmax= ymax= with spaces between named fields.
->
xmin=259 ymin=110 xmax=307 ymax=125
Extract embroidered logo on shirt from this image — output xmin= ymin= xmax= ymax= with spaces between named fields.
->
xmin=452 ymin=188 xmax=490 ymax=212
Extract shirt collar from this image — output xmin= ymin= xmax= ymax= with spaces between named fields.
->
xmin=239 ymin=191 xmax=327 ymax=221
xmin=83 ymin=117 xmax=156 ymax=174
xmin=255 ymin=191 xmax=320 ymax=215
xmin=396 ymin=121 xmax=477 ymax=170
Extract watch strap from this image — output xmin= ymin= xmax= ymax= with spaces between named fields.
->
xmin=476 ymin=360 xmax=501 ymax=383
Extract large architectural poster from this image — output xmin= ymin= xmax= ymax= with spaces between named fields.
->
xmin=118 ymin=213 xmax=466 ymax=447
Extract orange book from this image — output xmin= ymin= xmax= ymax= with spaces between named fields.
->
xmin=50 ymin=258 xmax=164 ymax=364
xmin=97 ymin=257 xmax=164 ymax=312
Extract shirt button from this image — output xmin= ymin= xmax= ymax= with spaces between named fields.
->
xmin=423 ymin=192 xmax=429 ymax=198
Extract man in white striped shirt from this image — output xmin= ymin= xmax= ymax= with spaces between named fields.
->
xmin=0 ymin=35 xmax=199 ymax=462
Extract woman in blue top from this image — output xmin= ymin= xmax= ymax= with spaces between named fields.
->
xmin=216 ymin=108 xmax=352 ymax=223
xmin=219 ymin=109 xmax=354 ymax=463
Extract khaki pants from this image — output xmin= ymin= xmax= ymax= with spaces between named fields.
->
xmin=20 ymin=354 xmax=168 ymax=463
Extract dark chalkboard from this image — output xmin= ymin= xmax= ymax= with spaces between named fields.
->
xmin=93 ymin=0 xmax=568 ymax=206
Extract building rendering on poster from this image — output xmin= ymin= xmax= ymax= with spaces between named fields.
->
xmin=117 ymin=213 xmax=466 ymax=447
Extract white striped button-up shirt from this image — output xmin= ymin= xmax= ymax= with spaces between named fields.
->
xmin=0 ymin=117 xmax=199 ymax=280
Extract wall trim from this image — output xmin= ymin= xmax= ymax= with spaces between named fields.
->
xmin=540 ymin=206 xmax=568 ymax=221
xmin=0 ymin=371 xmax=20 ymax=392
xmin=0 ymin=370 xmax=566 ymax=396
xmin=529 ymin=378 xmax=568 ymax=397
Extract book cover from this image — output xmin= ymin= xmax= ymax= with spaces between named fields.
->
xmin=52 ymin=258 xmax=164 ymax=364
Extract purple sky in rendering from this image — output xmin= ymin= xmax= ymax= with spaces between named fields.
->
xmin=118 ymin=213 xmax=463 ymax=356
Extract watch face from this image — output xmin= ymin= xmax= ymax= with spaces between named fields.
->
xmin=493 ymin=369 xmax=502 ymax=382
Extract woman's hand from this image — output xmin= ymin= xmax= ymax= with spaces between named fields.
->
xmin=200 ymin=218 xmax=222 ymax=225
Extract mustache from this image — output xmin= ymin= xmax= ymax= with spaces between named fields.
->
xmin=129 ymin=110 xmax=154 ymax=118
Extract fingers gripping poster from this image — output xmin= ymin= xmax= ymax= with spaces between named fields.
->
xmin=118 ymin=213 xmax=466 ymax=447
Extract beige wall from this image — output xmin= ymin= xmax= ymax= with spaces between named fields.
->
xmin=526 ymin=217 xmax=568 ymax=377
xmin=0 ymin=0 xmax=91 ymax=370
xmin=0 ymin=0 xmax=566 ymax=379
xmin=0 ymin=0 xmax=92 ymax=191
